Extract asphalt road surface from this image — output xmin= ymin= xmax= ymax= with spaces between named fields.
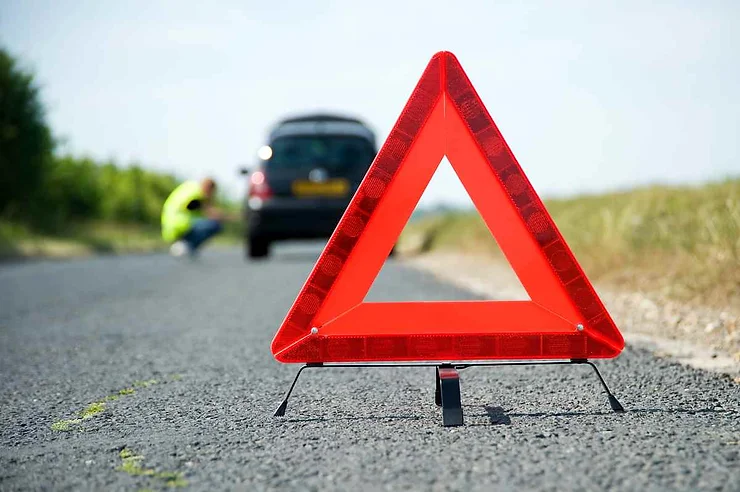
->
xmin=1 ymin=246 xmax=738 ymax=491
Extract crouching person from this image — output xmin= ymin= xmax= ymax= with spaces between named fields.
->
xmin=161 ymin=177 xmax=223 ymax=257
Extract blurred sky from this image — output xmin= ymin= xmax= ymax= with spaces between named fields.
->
xmin=2 ymin=0 xmax=739 ymax=206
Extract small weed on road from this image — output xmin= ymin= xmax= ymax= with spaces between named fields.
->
xmin=50 ymin=375 xmax=180 ymax=432
xmin=117 ymin=447 xmax=188 ymax=488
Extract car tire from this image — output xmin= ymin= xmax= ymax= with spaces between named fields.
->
xmin=247 ymin=236 xmax=270 ymax=259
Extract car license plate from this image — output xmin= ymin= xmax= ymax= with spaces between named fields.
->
xmin=292 ymin=179 xmax=349 ymax=197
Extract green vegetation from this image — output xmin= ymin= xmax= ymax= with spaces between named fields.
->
xmin=80 ymin=401 xmax=107 ymax=418
xmin=0 ymin=46 xmax=241 ymax=259
xmin=51 ymin=379 xmax=163 ymax=432
xmin=36 ymin=155 xmax=182 ymax=230
xmin=0 ymin=219 xmax=168 ymax=259
xmin=401 ymin=178 xmax=740 ymax=308
xmin=133 ymin=379 xmax=159 ymax=388
xmin=51 ymin=400 xmax=110 ymax=431
xmin=117 ymin=448 xmax=188 ymax=488
xmin=0 ymin=48 xmax=53 ymax=218
xmin=50 ymin=418 xmax=83 ymax=432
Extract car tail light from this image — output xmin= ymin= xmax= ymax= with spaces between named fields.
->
xmin=248 ymin=170 xmax=272 ymax=199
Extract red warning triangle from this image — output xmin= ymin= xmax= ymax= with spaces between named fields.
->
xmin=271 ymin=51 xmax=624 ymax=364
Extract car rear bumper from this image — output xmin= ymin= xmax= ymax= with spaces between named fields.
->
xmin=246 ymin=197 xmax=349 ymax=240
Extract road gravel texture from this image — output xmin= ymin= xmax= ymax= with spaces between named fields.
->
xmin=1 ymin=247 xmax=738 ymax=491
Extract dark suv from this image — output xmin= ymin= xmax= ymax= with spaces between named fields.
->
xmin=243 ymin=113 xmax=378 ymax=259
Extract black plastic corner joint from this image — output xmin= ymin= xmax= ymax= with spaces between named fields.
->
xmin=436 ymin=365 xmax=464 ymax=427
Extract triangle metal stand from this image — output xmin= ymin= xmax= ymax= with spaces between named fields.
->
xmin=273 ymin=359 xmax=624 ymax=426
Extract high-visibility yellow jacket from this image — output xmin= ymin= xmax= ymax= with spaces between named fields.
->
xmin=161 ymin=180 xmax=205 ymax=242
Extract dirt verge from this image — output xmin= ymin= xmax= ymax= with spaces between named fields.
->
xmin=403 ymin=252 xmax=740 ymax=379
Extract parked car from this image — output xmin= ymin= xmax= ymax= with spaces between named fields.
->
xmin=242 ymin=113 xmax=379 ymax=259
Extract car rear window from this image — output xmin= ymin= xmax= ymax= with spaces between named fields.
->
xmin=267 ymin=136 xmax=375 ymax=171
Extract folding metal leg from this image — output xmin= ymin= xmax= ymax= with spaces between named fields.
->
xmin=274 ymin=364 xmax=318 ymax=417
xmin=273 ymin=360 xmax=624 ymax=422
xmin=572 ymin=359 xmax=625 ymax=413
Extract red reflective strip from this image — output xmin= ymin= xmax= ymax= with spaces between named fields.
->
xmin=319 ymin=302 xmax=573 ymax=336
xmin=273 ymin=333 xmax=599 ymax=364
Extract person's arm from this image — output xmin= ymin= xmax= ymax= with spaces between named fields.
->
xmin=204 ymin=205 xmax=224 ymax=221
xmin=204 ymin=205 xmax=240 ymax=222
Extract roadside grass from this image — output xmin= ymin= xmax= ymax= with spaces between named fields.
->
xmin=399 ymin=178 xmax=740 ymax=309
xmin=0 ymin=219 xmax=242 ymax=260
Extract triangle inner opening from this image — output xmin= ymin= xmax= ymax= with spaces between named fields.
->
xmin=364 ymin=156 xmax=529 ymax=302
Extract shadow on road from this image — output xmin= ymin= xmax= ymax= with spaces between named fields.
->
xmin=276 ymin=406 xmax=731 ymax=426
xmin=483 ymin=405 xmax=512 ymax=425
xmin=621 ymin=407 xmax=731 ymax=415
xmin=468 ymin=405 xmax=730 ymax=421
xmin=282 ymin=414 xmax=425 ymax=423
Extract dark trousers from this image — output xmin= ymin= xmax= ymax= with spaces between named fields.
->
xmin=182 ymin=219 xmax=222 ymax=251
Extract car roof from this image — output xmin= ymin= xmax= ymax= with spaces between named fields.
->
xmin=278 ymin=113 xmax=365 ymax=125
xmin=268 ymin=113 xmax=376 ymax=147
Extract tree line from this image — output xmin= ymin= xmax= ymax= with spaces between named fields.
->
xmin=1 ymin=46 xmax=184 ymax=232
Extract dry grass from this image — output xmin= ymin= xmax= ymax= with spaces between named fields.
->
xmin=400 ymin=178 xmax=740 ymax=310
xmin=0 ymin=220 xmax=165 ymax=259
xmin=0 ymin=219 xmax=240 ymax=260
